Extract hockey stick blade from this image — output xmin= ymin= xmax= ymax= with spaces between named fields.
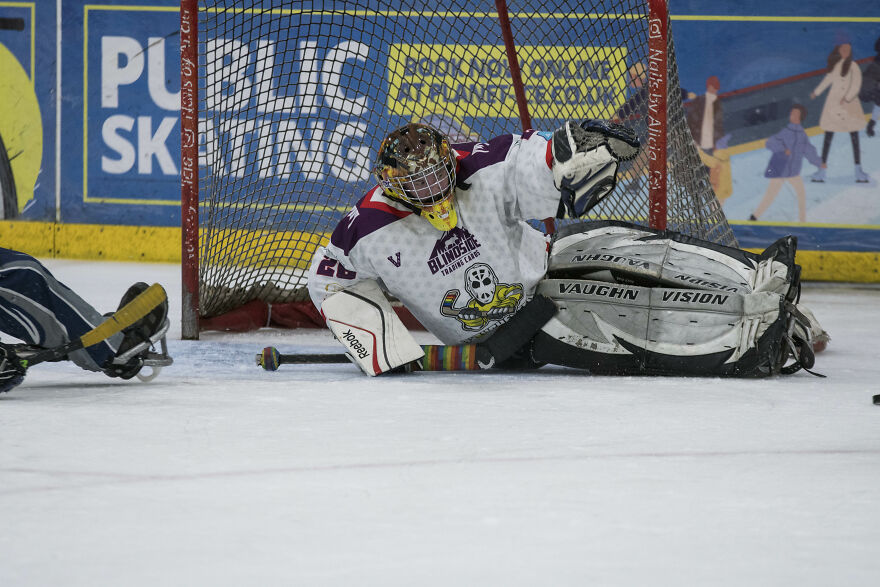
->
xmin=479 ymin=295 xmax=557 ymax=366
xmin=20 ymin=283 xmax=168 ymax=369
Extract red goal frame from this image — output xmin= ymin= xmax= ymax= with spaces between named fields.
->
xmin=179 ymin=0 xmax=673 ymax=339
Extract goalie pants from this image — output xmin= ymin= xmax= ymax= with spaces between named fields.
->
xmin=0 ymin=247 xmax=119 ymax=371
xmin=530 ymin=221 xmax=801 ymax=377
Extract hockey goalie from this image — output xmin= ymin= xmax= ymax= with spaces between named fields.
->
xmin=307 ymin=120 xmax=827 ymax=377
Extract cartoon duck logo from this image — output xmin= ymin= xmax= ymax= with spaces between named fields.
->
xmin=440 ymin=263 xmax=523 ymax=331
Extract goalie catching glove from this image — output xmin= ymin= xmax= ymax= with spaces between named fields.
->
xmin=552 ymin=119 xmax=640 ymax=218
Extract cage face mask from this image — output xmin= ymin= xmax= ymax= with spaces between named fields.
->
xmin=373 ymin=123 xmax=458 ymax=231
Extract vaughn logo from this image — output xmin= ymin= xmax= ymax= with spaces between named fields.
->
xmin=570 ymin=253 xmax=650 ymax=269
xmin=341 ymin=329 xmax=370 ymax=359
xmin=557 ymin=282 xmax=639 ymax=300
xmin=427 ymin=227 xmax=481 ymax=276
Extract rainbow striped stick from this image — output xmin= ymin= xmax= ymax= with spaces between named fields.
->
xmin=256 ymin=344 xmax=483 ymax=372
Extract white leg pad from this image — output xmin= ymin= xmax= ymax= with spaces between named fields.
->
xmin=321 ymin=280 xmax=424 ymax=376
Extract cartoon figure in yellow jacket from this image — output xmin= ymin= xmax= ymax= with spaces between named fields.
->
xmin=0 ymin=41 xmax=42 ymax=218
xmin=441 ymin=263 xmax=523 ymax=331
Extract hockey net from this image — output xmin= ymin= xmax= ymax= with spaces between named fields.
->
xmin=180 ymin=0 xmax=737 ymax=337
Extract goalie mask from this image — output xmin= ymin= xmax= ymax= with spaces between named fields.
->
xmin=373 ymin=123 xmax=458 ymax=231
xmin=465 ymin=263 xmax=498 ymax=305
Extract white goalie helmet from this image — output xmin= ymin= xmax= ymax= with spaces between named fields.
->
xmin=465 ymin=263 xmax=498 ymax=305
xmin=373 ymin=123 xmax=458 ymax=231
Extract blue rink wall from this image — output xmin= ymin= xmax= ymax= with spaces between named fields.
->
xmin=0 ymin=0 xmax=878 ymax=282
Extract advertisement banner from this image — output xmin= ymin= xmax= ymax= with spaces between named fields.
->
xmin=58 ymin=2 xmax=180 ymax=225
xmin=0 ymin=0 xmax=878 ymax=272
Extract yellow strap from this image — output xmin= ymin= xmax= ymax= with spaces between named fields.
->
xmin=80 ymin=283 xmax=167 ymax=348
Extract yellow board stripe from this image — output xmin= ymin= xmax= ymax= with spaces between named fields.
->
xmin=2 ymin=221 xmax=878 ymax=282
xmin=0 ymin=221 xmax=331 ymax=267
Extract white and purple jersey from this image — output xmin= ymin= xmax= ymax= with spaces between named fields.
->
xmin=307 ymin=130 xmax=561 ymax=345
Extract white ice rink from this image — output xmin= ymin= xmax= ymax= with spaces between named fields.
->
xmin=2 ymin=258 xmax=879 ymax=586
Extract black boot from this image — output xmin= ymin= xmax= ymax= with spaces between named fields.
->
xmin=104 ymin=283 xmax=170 ymax=379
xmin=0 ymin=343 xmax=26 ymax=393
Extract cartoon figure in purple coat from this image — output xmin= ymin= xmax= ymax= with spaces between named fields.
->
xmin=750 ymin=105 xmax=825 ymax=223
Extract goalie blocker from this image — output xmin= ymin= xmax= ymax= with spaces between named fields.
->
xmin=530 ymin=221 xmax=823 ymax=377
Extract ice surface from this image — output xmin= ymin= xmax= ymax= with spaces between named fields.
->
xmin=2 ymin=259 xmax=879 ymax=586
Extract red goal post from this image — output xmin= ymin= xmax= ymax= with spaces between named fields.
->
xmin=179 ymin=0 xmax=736 ymax=339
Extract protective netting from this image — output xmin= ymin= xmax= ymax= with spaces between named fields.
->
xmin=193 ymin=0 xmax=736 ymax=319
